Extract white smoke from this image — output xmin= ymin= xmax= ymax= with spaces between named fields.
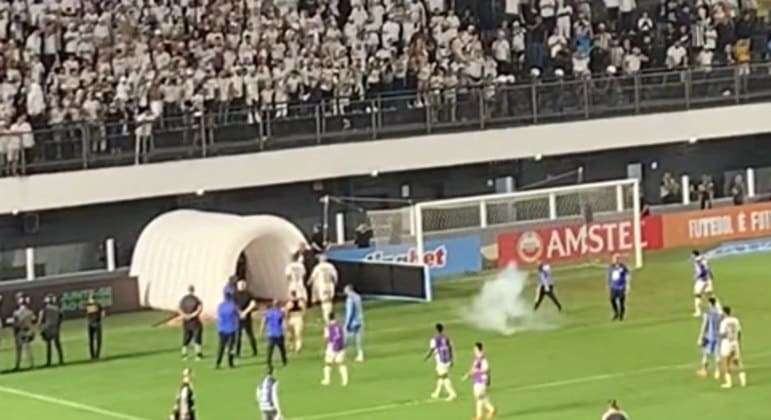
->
xmin=461 ymin=266 xmax=560 ymax=335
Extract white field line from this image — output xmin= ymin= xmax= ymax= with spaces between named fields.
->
xmin=0 ymin=384 xmax=152 ymax=420
xmin=293 ymin=351 xmax=771 ymax=420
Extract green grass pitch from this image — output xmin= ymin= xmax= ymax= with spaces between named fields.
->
xmin=1 ymin=248 xmax=769 ymax=420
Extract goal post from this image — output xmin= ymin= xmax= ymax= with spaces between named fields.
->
xmin=415 ymin=178 xmax=644 ymax=269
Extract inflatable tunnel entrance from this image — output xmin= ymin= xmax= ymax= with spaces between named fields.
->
xmin=130 ymin=210 xmax=307 ymax=316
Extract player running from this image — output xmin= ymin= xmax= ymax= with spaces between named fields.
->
xmin=533 ymin=262 xmax=563 ymax=312
xmin=284 ymin=290 xmax=306 ymax=353
xmin=696 ymin=297 xmax=722 ymax=380
xmin=718 ymin=306 xmax=747 ymax=389
xmin=310 ymin=254 xmax=338 ymax=323
xmin=344 ymin=285 xmax=365 ymax=362
xmin=286 ymin=250 xmax=308 ymax=302
xmin=463 ymin=342 xmax=495 ymax=420
xmin=424 ymin=323 xmax=457 ymax=401
xmin=607 ymin=255 xmax=630 ymax=321
xmin=321 ymin=313 xmax=349 ymax=387
xmin=691 ymin=250 xmax=714 ymax=317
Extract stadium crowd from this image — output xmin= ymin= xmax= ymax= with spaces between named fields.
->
xmin=0 ymin=0 xmax=768 ymax=173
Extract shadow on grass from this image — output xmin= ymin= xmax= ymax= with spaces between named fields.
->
xmin=1 ymin=346 xmax=180 ymax=375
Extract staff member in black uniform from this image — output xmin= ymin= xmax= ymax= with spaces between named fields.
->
xmin=234 ymin=279 xmax=258 ymax=357
xmin=12 ymin=295 xmax=36 ymax=371
xmin=170 ymin=368 xmax=196 ymax=420
xmin=85 ymin=293 xmax=106 ymax=360
xmin=179 ymin=286 xmax=204 ymax=361
xmin=39 ymin=294 xmax=64 ymax=366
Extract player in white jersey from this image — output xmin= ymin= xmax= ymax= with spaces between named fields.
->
xmin=310 ymin=254 xmax=338 ymax=322
xmin=718 ymin=306 xmax=746 ymax=389
xmin=691 ymin=250 xmax=714 ymax=317
xmin=285 ymin=250 xmax=307 ymax=302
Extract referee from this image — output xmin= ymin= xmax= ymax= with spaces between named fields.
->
xmin=39 ymin=294 xmax=64 ymax=366
xmin=178 ymin=286 xmax=204 ymax=361
xmin=215 ymin=291 xmax=239 ymax=369
xmin=533 ymin=262 xmax=563 ymax=312
xmin=234 ymin=279 xmax=258 ymax=358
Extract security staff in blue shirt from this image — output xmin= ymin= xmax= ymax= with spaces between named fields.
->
xmin=608 ymin=254 xmax=631 ymax=321
xmin=215 ymin=291 xmax=239 ymax=369
xmin=260 ymin=300 xmax=287 ymax=368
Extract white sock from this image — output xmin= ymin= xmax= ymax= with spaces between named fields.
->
xmin=182 ymin=347 xmax=188 ymax=356
xmin=432 ymin=379 xmax=443 ymax=397
xmin=694 ymin=297 xmax=702 ymax=313
xmin=194 ymin=344 xmax=202 ymax=356
xmin=443 ymin=379 xmax=457 ymax=397
xmin=724 ymin=373 xmax=733 ymax=387
xmin=739 ymin=371 xmax=747 ymax=386
xmin=339 ymin=365 xmax=349 ymax=386
xmin=322 ymin=366 xmax=331 ymax=384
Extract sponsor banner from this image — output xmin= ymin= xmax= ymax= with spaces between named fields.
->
xmin=497 ymin=216 xmax=663 ymax=266
xmin=661 ymin=201 xmax=771 ymax=247
xmin=327 ymin=235 xmax=482 ymax=277
xmin=0 ymin=269 xmax=140 ymax=320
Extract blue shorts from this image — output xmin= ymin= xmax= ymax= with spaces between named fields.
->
xmin=702 ymin=339 xmax=718 ymax=356
xmin=346 ymin=324 xmax=362 ymax=334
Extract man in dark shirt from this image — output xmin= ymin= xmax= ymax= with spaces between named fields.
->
xmin=85 ymin=293 xmax=105 ymax=360
xmin=178 ymin=286 xmax=204 ymax=361
xmin=260 ymin=300 xmax=287 ymax=368
xmin=12 ymin=295 xmax=36 ymax=371
xmin=234 ymin=279 xmax=258 ymax=358
xmin=39 ymin=294 xmax=64 ymax=366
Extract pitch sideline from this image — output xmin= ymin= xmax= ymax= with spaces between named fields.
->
xmin=0 ymin=384 xmax=151 ymax=420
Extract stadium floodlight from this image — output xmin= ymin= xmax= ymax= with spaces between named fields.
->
xmin=414 ymin=178 xmax=643 ymax=269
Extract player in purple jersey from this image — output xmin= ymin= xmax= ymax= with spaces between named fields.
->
xmin=691 ymin=250 xmax=715 ymax=317
xmin=321 ymin=313 xmax=348 ymax=386
xmin=463 ymin=342 xmax=495 ymax=420
xmin=697 ymin=297 xmax=723 ymax=379
xmin=424 ymin=323 xmax=457 ymax=401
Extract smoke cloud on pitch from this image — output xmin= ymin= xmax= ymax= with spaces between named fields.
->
xmin=461 ymin=266 xmax=560 ymax=335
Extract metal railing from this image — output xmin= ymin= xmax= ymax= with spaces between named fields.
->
xmin=2 ymin=62 xmax=771 ymax=177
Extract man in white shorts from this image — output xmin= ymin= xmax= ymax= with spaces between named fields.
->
xmin=719 ymin=306 xmax=746 ymax=389
xmin=463 ymin=342 xmax=495 ymax=420
xmin=310 ymin=254 xmax=338 ymax=322
xmin=424 ymin=323 xmax=457 ymax=401
xmin=321 ymin=313 xmax=348 ymax=386
xmin=285 ymin=250 xmax=307 ymax=302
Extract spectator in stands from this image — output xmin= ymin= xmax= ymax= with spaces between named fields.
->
xmin=695 ymin=175 xmax=715 ymax=210
xmin=730 ymin=174 xmax=746 ymax=206
xmin=660 ymin=172 xmax=680 ymax=204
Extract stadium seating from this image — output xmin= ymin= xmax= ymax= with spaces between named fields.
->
xmin=0 ymin=0 xmax=769 ymax=175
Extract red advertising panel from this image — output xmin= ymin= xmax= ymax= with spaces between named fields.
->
xmin=497 ymin=215 xmax=663 ymax=266
xmin=661 ymin=201 xmax=771 ymax=247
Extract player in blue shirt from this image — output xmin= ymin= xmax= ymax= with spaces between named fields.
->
xmin=260 ymin=300 xmax=288 ymax=368
xmin=691 ymin=250 xmax=715 ymax=317
xmin=344 ymin=285 xmax=365 ymax=363
xmin=607 ymin=254 xmax=631 ymax=321
xmin=697 ymin=297 xmax=723 ymax=380
xmin=215 ymin=291 xmax=239 ymax=369
xmin=533 ymin=262 xmax=563 ymax=312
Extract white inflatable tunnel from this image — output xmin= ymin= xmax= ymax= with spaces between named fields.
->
xmin=130 ymin=210 xmax=307 ymax=316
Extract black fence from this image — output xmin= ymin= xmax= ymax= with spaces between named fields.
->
xmin=3 ymin=63 xmax=771 ymax=177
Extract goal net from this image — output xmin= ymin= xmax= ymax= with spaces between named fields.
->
xmin=415 ymin=178 xmax=644 ymax=269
